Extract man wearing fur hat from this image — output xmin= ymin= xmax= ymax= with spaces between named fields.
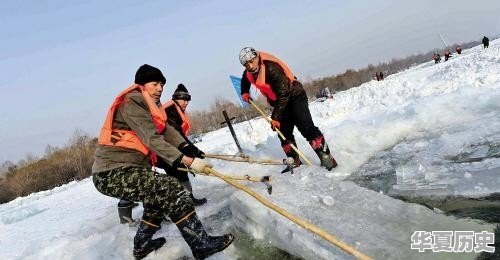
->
xmin=92 ymin=64 xmax=234 ymax=259
xmin=118 ymin=84 xmax=206 ymax=221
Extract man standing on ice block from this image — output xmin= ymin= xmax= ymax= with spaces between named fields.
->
xmin=238 ymin=47 xmax=337 ymax=172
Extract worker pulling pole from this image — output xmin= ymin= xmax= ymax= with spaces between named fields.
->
xmin=238 ymin=47 xmax=338 ymax=172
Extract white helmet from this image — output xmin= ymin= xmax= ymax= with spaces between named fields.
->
xmin=239 ymin=47 xmax=257 ymax=65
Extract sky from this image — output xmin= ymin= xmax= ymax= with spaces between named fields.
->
xmin=1 ymin=0 xmax=500 ymax=162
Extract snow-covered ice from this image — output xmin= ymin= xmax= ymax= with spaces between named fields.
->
xmin=1 ymin=40 xmax=499 ymax=259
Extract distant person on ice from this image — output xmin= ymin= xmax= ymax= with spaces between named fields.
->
xmin=92 ymin=64 xmax=233 ymax=260
xmin=433 ymin=52 xmax=441 ymax=64
xmin=238 ymin=47 xmax=337 ymax=172
xmin=117 ymin=84 xmax=208 ymax=225
xmin=456 ymin=45 xmax=462 ymax=54
xmin=444 ymin=50 xmax=451 ymax=61
xmin=379 ymin=71 xmax=384 ymax=80
xmin=482 ymin=36 xmax=489 ymax=49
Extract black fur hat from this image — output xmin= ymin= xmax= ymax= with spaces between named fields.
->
xmin=134 ymin=64 xmax=166 ymax=85
xmin=172 ymin=84 xmax=191 ymax=101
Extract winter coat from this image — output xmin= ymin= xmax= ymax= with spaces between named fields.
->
xmin=483 ymin=37 xmax=489 ymax=45
xmin=164 ymin=101 xmax=191 ymax=138
xmin=165 ymin=102 xmax=192 ymax=144
xmin=98 ymin=84 xmax=167 ymax=162
xmin=241 ymin=60 xmax=304 ymax=121
xmin=92 ymin=90 xmax=185 ymax=173
xmin=155 ymin=101 xmax=198 ymax=181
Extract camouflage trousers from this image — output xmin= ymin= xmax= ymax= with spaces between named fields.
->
xmin=93 ymin=166 xmax=194 ymax=220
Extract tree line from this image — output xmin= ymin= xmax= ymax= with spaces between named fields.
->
xmin=0 ymin=130 xmax=96 ymax=203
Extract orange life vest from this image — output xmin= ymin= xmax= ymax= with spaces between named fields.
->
xmin=245 ymin=51 xmax=296 ymax=102
xmin=162 ymin=100 xmax=191 ymax=136
xmin=98 ymin=84 xmax=167 ymax=163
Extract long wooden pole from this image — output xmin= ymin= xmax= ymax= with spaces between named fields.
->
xmin=248 ymin=100 xmax=312 ymax=166
xmin=177 ymin=167 xmax=268 ymax=182
xmin=205 ymin=153 xmax=284 ymax=165
xmin=204 ymin=167 xmax=373 ymax=260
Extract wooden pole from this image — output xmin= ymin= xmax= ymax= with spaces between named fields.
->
xmin=205 ymin=153 xmax=284 ymax=165
xmin=204 ymin=167 xmax=373 ymax=260
xmin=177 ymin=167 xmax=268 ymax=182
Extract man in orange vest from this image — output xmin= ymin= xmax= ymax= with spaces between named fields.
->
xmin=92 ymin=64 xmax=233 ymax=260
xmin=444 ymin=50 xmax=451 ymax=61
xmin=238 ymin=47 xmax=338 ymax=172
xmin=159 ymin=83 xmax=207 ymax=205
xmin=433 ymin=52 xmax=441 ymax=64
xmin=117 ymin=84 xmax=206 ymax=225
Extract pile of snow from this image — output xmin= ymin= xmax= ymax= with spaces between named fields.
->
xmin=1 ymin=40 xmax=499 ymax=259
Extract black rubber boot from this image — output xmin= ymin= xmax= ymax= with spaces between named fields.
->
xmin=181 ymin=181 xmax=207 ymax=206
xmin=309 ymin=135 xmax=338 ymax=170
xmin=118 ymin=199 xmax=139 ymax=224
xmin=281 ymin=142 xmax=302 ymax=173
xmin=173 ymin=211 xmax=234 ymax=260
xmin=190 ymin=194 xmax=207 ymax=206
xmin=133 ymin=217 xmax=166 ymax=260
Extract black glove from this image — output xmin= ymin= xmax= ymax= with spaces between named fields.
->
xmin=155 ymin=157 xmax=169 ymax=170
xmin=196 ymin=150 xmax=206 ymax=159
xmin=179 ymin=142 xmax=205 ymax=159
